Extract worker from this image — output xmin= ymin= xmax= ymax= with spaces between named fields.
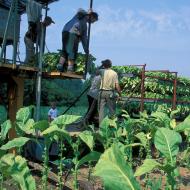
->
xmin=24 ymin=16 xmax=55 ymax=65
xmin=86 ymin=69 xmax=101 ymax=125
xmin=48 ymin=102 xmax=58 ymax=122
xmin=57 ymin=8 xmax=98 ymax=73
xmin=98 ymin=59 xmax=121 ymax=124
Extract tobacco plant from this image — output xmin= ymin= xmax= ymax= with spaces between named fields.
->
xmin=41 ymin=115 xmax=80 ymax=190
xmin=135 ymin=127 xmax=182 ymax=190
xmin=45 ymin=114 xmax=100 ymax=190
xmin=174 ymin=115 xmax=190 ymax=168
xmin=0 ymin=107 xmax=36 ymax=190
xmin=42 ymin=124 xmax=71 ymax=190
xmin=94 ymin=143 xmax=141 ymax=190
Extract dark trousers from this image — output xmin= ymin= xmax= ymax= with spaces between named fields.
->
xmin=87 ymin=95 xmax=98 ymax=124
xmin=61 ymin=31 xmax=79 ymax=60
xmin=98 ymin=90 xmax=116 ymax=124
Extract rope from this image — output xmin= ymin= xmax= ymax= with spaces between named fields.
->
xmin=61 ymin=85 xmax=91 ymax=115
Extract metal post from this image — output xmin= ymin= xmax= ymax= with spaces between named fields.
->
xmin=0 ymin=0 xmax=15 ymax=63
xmin=140 ymin=64 xmax=146 ymax=112
xmin=84 ymin=0 xmax=93 ymax=78
xmin=42 ymin=4 xmax=48 ymax=53
xmin=12 ymin=0 xmax=18 ymax=68
xmin=172 ymin=72 xmax=177 ymax=110
xmin=36 ymin=24 xmax=45 ymax=121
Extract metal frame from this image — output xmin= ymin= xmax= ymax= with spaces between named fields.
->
xmin=0 ymin=0 xmax=19 ymax=66
xmin=124 ymin=65 xmax=179 ymax=111
xmin=144 ymin=70 xmax=177 ymax=110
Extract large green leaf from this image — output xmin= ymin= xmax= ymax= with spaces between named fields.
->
xmin=16 ymin=106 xmax=33 ymax=124
xmin=79 ymin=131 xmax=94 ymax=151
xmin=16 ymin=119 xmax=35 ymax=136
xmin=24 ymin=119 xmax=35 ymax=134
xmin=1 ymin=120 xmax=12 ymax=140
xmin=117 ymin=142 xmax=142 ymax=161
xmin=0 ymin=137 xmax=30 ymax=150
xmin=51 ymin=115 xmax=81 ymax=127
xmin=42 ymin=124 xmax=71 ymax=143
xmin=0 ymin=153 xmax=36 ymax=190
xmin=135 ymin=132 xmax=147 ymax=147
xmin=100 ymin=116 xmax=111 ymax=129
xmin=99 ymin=116 xmax=113 ymax=139
xmin=94 ymin=143 xmax=141 ymax=190
xmin=135 ymin=159 xmax=161 ymax=176
xmin=33 ymin=120 xmax=49 ymax=132
xmin=154 ymin=128 xmax=182 ymax=164
xmin=77 ymin=151 xmax=101 ymax=169
xmin=150 ymin=112 xmax=170 ymax=128
xmin=174 ymin=115 xmax=190 ymax=132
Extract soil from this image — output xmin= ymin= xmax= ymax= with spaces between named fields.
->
xmin=2 ymin=161 xmax=103 ymax=190
xmin=2 ymin=161 xmax=190 ymax=190
xmin=138 ymin=167 xmax=190 ymax=190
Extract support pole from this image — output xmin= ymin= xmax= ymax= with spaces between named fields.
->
xmin=0 ymin=0 xmax=15 ymax=63
xmin=42 ymin=4 xmax=48 ymax=53
xmin=35 ymin=6 xmax=49 ymax=121
xmin=12 ymin=0 xmax=18 ymax=68
xmin=140 ymin=64 xmax=146 ymax=112
xmin=84 ymin=0 xmax=93 ymax=78
xmin=172 ymin=72 xmax=177 ymax=110
xmin=36 ymin=24 xmax=45 ymax=121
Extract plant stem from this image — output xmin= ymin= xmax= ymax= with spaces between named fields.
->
xmin=146 ymin=141 xmax=151 ymax=159
xmin=167 ymin=171 xmax=176 ymax=190
xmin=58 ymin=140 xmax=64 ymax=190
xmin=88 ymin=161 xmax=92 ymax=181
xmin=74 ymin=163 xmax=78 ymax=190
xmin=0 ymin=173 xmax=3 ymax=190
xmin=73 ymin=139 xmax=80 ymax=190
xmin=42 ymin=141 xmax=49 ymax=190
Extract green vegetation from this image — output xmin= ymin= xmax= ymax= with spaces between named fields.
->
xmin=113 ymin=66 xmax=190 ymax=119
xmin=0 ymin=106 xmax=6 ymax=124
xmin=24 ymin=79 xmax=89 ymax=107
xmin=1 ymin=106 xmax=190 ymax=189
xmin=43 ymin=52 xmax=96 ymax=74
xmin=1 ymin=55 xmax=190 ymax=189
xmin=113 ymin=65 xmax=190 ymax=101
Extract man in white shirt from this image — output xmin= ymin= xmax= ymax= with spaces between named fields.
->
xmin=98 ymin=59 xmax=121 ymax=124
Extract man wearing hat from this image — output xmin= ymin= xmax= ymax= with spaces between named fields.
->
xmin=24 ymin=16 xmax=55 ymax=65
xmin=98 ymin=59 xmax=121 ymax=124
xmin=57 ymin=8 xmax=98 ymax=73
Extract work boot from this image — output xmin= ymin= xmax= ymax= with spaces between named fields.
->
xmin=67 ymin=65 xmax=74 ymax=73
xmin=57 ymin=63 xmax=64 ymax=72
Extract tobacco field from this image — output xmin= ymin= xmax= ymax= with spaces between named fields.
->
xmin=0 ymin=105 xmax=190 ymax=190
xmin=0 ymin=53 xmax=190 ymax=190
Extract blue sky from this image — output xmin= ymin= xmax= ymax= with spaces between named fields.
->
xmin=17 ymin=0 xmax=190 ymax=77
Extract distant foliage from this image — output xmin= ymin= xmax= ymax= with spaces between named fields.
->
xmin=43 ymin=51 xmax=96 ymax=74
xmin=113 ymin=66 xmax=190 ymax=118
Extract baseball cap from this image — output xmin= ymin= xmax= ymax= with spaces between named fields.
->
xmin=88 ymin=11 xmax=98 ymax=21
xmin=77 ymin=8 xmax=88 ymax=15
xmin=44 ymin=16 xmax=55 ymax=24
xmin=101 ymin=59 xmax=112 ymax=67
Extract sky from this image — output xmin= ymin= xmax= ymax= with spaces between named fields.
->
xmin=10 ymin=0 xmax=190 ymax=77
